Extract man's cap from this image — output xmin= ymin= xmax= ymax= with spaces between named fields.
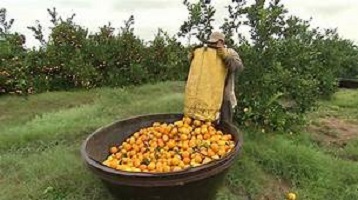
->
xmin=207 ymin=32 xmax=225 ymax=43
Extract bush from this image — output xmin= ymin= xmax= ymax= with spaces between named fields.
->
xmin=1 ymin=1 xmax=358 ymax=132
xmin=218 ymin=0 xmax=358 ymax=131
xmin=143 ymin=29 xmax=189 ymax=82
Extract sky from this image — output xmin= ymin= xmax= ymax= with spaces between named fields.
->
xmin=2 ymin=0 xmax=358 ymax=48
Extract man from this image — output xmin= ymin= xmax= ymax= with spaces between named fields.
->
xmin=186 ymin=32 xmax=244 ymax=123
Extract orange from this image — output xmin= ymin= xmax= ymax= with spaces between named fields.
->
xmin=109 ymin=161 xmax=118 ymax=168
xmin=162 ymin=135 xmax=169 ymax=142
xmin=167 ymin=140 xmax=176 ymax=149
xmin=218 ymin=140 xmax=226 ymax=146
xmin=182 ymin=151 xmax=190 ymax=158
xmin=163 ymin=165 xmax=171 ymax=172
xmin=187 ymin=147 xmax=194 ymax=154
xmin=133 ymin=159 xmax=141 ymax=167
xmin=159 ymin=126 xmax=165 ymax=134
xmin=211 ymin=155 xmax=220 ymax=160
xmin=109 ymin=146 xmax=118 ymax=154
xmin=174 ymin=154 xmax=182 ymax=160
xmin=115 ymin=165 xmax=123 ymax=170
xmin=200 ymin=149 xmax=208 ymax=156
xmin=190 ymin=153 xmax=197 ymax=159
xmin=182 ymin=141 xmax=189 ymax=149
xmin=132 ymin=145 xmax=140 ymax=153
xmin=174 ymin=120 xmax=184 ymax=128
xmin=203 ymin=133 xmax=210 ymax=140
xmin=173 ymin=146 xmax=179 ymax=152
xmin=203 ymin=157 xmax=212 ymax=164
xmin=189 ymin=140 xmax=196 ymax=148
xmin=121 ymin=157 xmax=129 ymax=163
xmin=286 ymin=193 xmax=296 ymax=200
xmin=180 ymin=134 xmax=188 ymax=141
xmin=222 ymin=135 xmax=230 ymax=141
xmin=147 ymin=162 xmax=156 ymax=170
xmin=193 ymin=120 xmax=202 ymax=127
xmin=171 ymin=127 xmax=178 ymax=135
xmin=171 ymin=158 xmax=180 ymax=166
xmin=196 ymin=134 xmax=203 ymax=140
xmin=127 ymin=161 xmax=134 ymax=167
xmin=165 ymin=127 xmax=171 ymax=134
xmin=183 ymin=117 xmax=192 ymax=125
xmin=156 ymin=162 xmax=163 ymax=168
xmin=102 ymin=160 xmax=110 ymax=167
xmin=173 ymin=166 xmax=182 ymax=172
xmin=184 ymin=128 xmax=191 ymax=135
xmin=115 ymin=152 xmax=122 ymax=159
xmin=135 ymin=138 xmax=142 ymax=145
xmin=208 ymin=149 xmax=215 ymax=157
xmin=130 ymin=150 xmax=137 ymax=157
xmin=210 ymin=135 xmax=219 ymax=142
xmin=122 ymin=166 xmax=131 ymax=172
xmin=155 ymin=131 xmax=162 ymax=138
xmin=133 ymin=132 xmax=140 ymax=138
xmin=210 ymin=143 xmax=219 ymax=153
xmin=201 ymin=125 xmax=209 ymax=134
xmin=179 ymin=161 xmax=185 ymax=168
xmin=137 ymin=154 xmax=144 ymax=161
xmin=157 ymin=139 xmax=165 ymax=147
xmin=141 ymin=135 xmax=148 ymax=141
xmin=153 ymin=122 xmax=161 ymax=127
xmin=156 ymin=165 xmax=164 ymax=173
xmin=194 ymin=155 xmax=203 ymax=163
xmin=163 ymin=146 xmax=170 ymax=152
xmin=154 ymin=126 xmax=160 ymax=132
xmin=162 ymin=160 xmax=169 ymax=166
xmin=183 ymin=157 xmax=191 ymax=164
xmin=208 ymin=126 xmax=216 ymax=133
xmin=140 ymin=147 xmax=147 ymax=153
xmin=169 ymin=151 xmax=176 ymax=157
xmin=129 ymin=137 xmax=136 ymax=144
xmin=132 ymin=168 xmax=141 ymax=172
xmin=195 ymin=139 xmax=202 ymax=146
xmin=229 ymin=143 xmax=235 ymax=148
xmin=218 ymin=148 xmax=226 ymax=156
xmin=150 ymin=142 xmax=157 ymax=149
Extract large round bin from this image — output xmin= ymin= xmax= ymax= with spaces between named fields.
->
xmin=81 ymin=113 xmax=242 ymax=200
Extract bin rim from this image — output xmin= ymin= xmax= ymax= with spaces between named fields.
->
xmin=81 ymin=112 xmax=242 ymax=178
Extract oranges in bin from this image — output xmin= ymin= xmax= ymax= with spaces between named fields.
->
xmin=102 ymin=117 xmax=235 ymax=173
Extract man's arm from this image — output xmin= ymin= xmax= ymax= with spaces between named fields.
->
xmin=217 ymin=48 xmax=244 ymax=72
xmin=226 ymin=48 xmax=244 ymax=72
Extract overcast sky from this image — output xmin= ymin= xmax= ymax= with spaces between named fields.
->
xmin=2 ymin=0 xmax=358 ymax=48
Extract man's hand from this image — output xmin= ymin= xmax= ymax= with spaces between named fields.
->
xmin=217 ymin=47 xmax=228 ymax=60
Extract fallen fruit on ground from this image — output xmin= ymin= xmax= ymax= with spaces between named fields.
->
xmin=286 ymin=192 xmax=297 ymax=200
xmin=102 ymin=117 xmax=236 ymax=173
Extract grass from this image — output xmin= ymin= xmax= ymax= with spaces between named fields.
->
xmin=310 ymin=89 xmax=358 ymax=120
xmin=1 ymin=82 xmax=358 ymax=200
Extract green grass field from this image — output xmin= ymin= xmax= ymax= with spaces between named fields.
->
xmin=1 ymin=82 xmax=358 ymax=200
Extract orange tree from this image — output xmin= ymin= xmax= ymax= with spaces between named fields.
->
xmin=1 ymin=1 xmax=358 ymax=132
xmin=180 ymin=0 xmax=358 ymax=131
